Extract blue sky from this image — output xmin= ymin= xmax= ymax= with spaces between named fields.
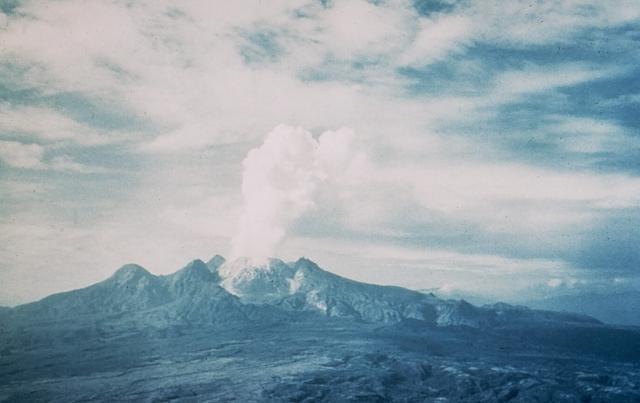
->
xmin=1 ymin=0 xmax=639 ymax=305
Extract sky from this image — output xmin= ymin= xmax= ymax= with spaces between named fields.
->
xmin=1 ymin=0 xmax=639 ymax=306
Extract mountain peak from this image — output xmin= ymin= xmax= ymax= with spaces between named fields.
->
xmin=185 ymin=258 xmax=208 ymax=268
xmin=218 ymin=257 xmax=295 ymax=300
xmin=112 ymin=264 xmax=152 ymax=283
xmin=206 ymin=255 xmax=226 ymax=272
xmin=161 ymin=259 xmax=222 ymax=298
xmin=293 ymin=257 xmax=321 ymax=270
xmin=218 ymin=256 xmax=289 ymax=278
xmin=171 ymin=259 xmax=216 ymax=282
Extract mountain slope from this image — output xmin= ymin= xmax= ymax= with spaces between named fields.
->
xmin=219 ymin=257 xmax=439 ymax=323
xmin=217 ymin=257 xmax=600 ymax=327
xmin=12 ymin=264 xmax=170 ymax=322
xmin=206 ymin=254 xmax=226 ymax=274
xmin=4 ymin=259 xmax=270 ymax=329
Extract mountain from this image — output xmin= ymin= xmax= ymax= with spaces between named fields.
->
xmin=220 ymin=257 xmax=443 ymax=323
xmin=3 ymin=259 xmax=285 ymax=332
xmin=4 ymin=255 xmax=639 ymax=402
xmin=1 ymin=255 xmax=601 ymax=334
xmin=524 ymin=291 xmax=640 ymax=326
xmin=12 ymin=263 xmax=170 ymax=322
xmin=216 ymin=256 xmax=598 ymax=327
xmin=205 ymin=254 xmax=225 ymax=279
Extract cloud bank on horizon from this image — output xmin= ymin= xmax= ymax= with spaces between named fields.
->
xmin=1 ymin=0 xmax=639 ymax=305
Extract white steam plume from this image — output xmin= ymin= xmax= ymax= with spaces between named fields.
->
xmin=231 ymin=124 xmax=359 ymax=261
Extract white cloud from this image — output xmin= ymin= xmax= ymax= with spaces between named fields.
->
xmin=0 ymin=139 xmax=102 ymax=173
xmin=547 ymin=115 xmax=636 ymax=154
xmin=0 ymin=0 xmax=452 ymax=156
xmin=0 ymin=10 xmax=7 ymax=29
xmin=0 ymin=179 xmax=53 ymax=199
xmin=50 ymin=156 xmax=105 ymax=173
xmin=317 ymin=0 xmax=413 ymax=59
xmin=309 ymin=155 xmax=640 ymax=241
xmin=402 ymin=161 xmax=640 ymax=230
xmin=0 ymin=104 xmax=112 ymax=146
xmin=398 ymin=15 xmax=472 ymax=67
xmin=1 ymin=0 xmax=626 ymax=158
xmin=468 ymin=0 xmax=640 ymax=46
xmin=0 ymin=140 xmax=46 ymax=169
xmin=489 ymin=63 xmax=616 ymax=103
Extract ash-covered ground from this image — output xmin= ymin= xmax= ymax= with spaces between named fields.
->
xmin=1 ymin=319 xmax=639 ymax=402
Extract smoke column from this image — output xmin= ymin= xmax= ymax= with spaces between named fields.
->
xmin=231 ymin=124 xmax=358 ymax=261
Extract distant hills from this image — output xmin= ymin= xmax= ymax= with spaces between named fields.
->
xmin=524 ymin=291 xmax=640 ymax=327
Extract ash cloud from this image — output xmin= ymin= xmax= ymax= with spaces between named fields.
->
xmin=231 ymin=124 xmax=360 ymax=261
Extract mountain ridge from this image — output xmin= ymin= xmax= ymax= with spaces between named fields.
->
xmin=524 ymin=290 xmax=640 ymax=326
xmin=1 ymin=255 xmax=602 ymax=332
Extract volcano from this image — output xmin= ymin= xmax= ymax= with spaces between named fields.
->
xmin=1 ymin=255 xmax=639 ymax=402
